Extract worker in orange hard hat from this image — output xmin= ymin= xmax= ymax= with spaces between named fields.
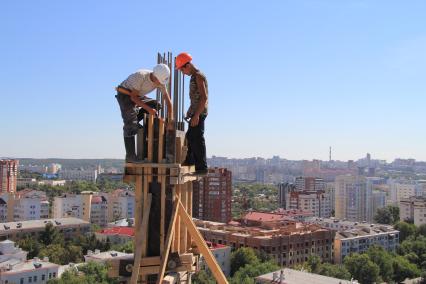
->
xmin=176 ymin=52 xmax=208 ymax=175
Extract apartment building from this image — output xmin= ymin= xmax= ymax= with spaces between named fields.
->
xmin=54 ymin=190 xmax=134 ymax=227
xmin=107 ymin=189 xmax=135 ymax=222
xmin=195 ymin=219 xmax=335 ymax=267
xmin=335 ymin=175 xmax=373 ymax=222
xmin=388 ymin=179 xmax=423 ymax=204
xmin=287 ymin=190 xmax=332 ymax=218
xmin=192 ymin=168 xmax=232 ymax=223
xmin=295 ymin=177 xmax=325 ymax=191
xmin=0 ymin=190 xmax=49 ymax=222
xmin=0 ymin=218 xmax=90 ymax=241
xmin=0 ymin=159 xmax=18 ymax=193
xmin=0 ymin=240 xmax=59 ymax=284
xmin=11 ymin=189 xmax=50 ymax=221
xmin=334 ymin=225 xmax=399 ymax=263
xmin=399 ymin=196 xmax=426 ymax=225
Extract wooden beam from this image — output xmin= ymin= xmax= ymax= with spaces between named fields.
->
xmin=130 ymin=193 xmax=152 ymax=284
xmin=177 ymin=201 xmax=228 ymax=284
xmin=174 ymin=186 xmax=181 ymax=253
xmin=187 ymin=181 xmax=193 ymax=250
xmin=180 ymin=184 xmax=188 ymax=254
xmin=136 ymin=127 xmax=144 ymax=161
xmin=156 ymin=199 xmax=179 ymax=284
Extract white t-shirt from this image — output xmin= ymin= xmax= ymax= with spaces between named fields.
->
xmin=120 ymin=69 xmax=162 ymax=97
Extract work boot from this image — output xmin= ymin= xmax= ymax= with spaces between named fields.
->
xmin=124 ymin=136 xmax=137 ymax=163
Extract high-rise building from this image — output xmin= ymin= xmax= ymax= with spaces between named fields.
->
xmin=287 ymin=190 xmax=332 ymax=218
xmin=0 ymin=159 xmax=19 ymax=193
xmin=388 ymin=179 xmax=421 ymax=204
xmin=295 ymin=177 xmax=325 ymax=191
xmin=278 ymin=183 xmax=295 ymax=208
xmin=335 ymin=175 xmax=372 ymax=222
xmin=192 ymin=168 xmax=232 ymax=223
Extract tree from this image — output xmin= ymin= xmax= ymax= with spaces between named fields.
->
xmin=374 ymin=205 xmax=400 ymax=225
xmin=318 ymin=263 xmax=351 ymax=280
xmin=344 ymin=254 xmax=380 ymax=284
xmin=256 ymin=249 xmax=273 ymax=262
xmin=394 ymin=221 xmax=417 ymax=242
xmin=388 ymin=205 xmax=400 ymax=223
xmin=230 ymin=261 xmax=279 ymax=284
xmin=192 ymin=270 xmax=215 ymax=284
xmin=366 ymin=246 xmax=394 ymax=282
xmin=417 ymin=224 xmax=426 ymax=237
xmin=111 ymin=241 xmax=133 ymax=253
xmin=230 ymin=247 xmax=259 ymax=276
xmin=78 ymin=261 xmax=118 ymax=284
xmin=39 ymin=223 xmax=64 ymax=246
xmin=17 ymin=236 xmax=41 ymax=259
xmin=48 ymin=262 xmax=118 ymax=284
xmin=306 ymin=255 xmax=322 ymax=273
xmin=398 ymin=235 xmax=426 ymax=267
xmin=392 ymin=255 xmax=420 ymax=283
xmin=374 ymin=207 xmax=393 ymax=225
xmin=39 ymin=244 xmax=69 ymax=265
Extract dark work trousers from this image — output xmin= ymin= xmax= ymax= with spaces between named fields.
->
xmin=185 ymin=115 xmax=207 ymax=171
xmin=115 ymin=92 xmax=160 ymax=137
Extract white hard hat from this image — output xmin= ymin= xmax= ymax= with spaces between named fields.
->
xmin=153 ymin=64 xmax=170 ymax=85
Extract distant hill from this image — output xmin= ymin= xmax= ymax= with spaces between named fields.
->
xmin=17 ymin=158 xmax=124 ymax=169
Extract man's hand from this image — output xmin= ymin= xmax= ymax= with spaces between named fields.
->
xmin=190 ymin=115 xmax=199 ymax=127
xmin=147 ymin=108 xmax=158 ymax=117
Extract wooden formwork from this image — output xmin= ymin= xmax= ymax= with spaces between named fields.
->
xmin=118 ymin=114 xmax=227 ymax=284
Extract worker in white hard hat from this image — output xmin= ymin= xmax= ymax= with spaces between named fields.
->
xmin=116 ymin=64 xmax=173 ymax=162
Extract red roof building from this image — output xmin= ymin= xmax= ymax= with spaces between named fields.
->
xmin=95 ymin=226 xmax=134 ymax=245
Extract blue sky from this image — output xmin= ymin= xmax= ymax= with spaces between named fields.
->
xmin=1 ymin=0 xmax=425 ymax=161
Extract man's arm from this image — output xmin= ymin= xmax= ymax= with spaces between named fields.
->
xmin=159 ymin=85 xmax=173 ymax=119
xmin=127 ymin=89 xmax=157 ymax=116
xmin=190 ymin=74 xmax=208 ymax=127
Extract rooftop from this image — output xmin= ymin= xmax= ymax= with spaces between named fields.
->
xmin=0 ymin=259 xmax=59 ymax=274
xmin=256 ymin=268 xmax=359 ymax=284
xmin=84 ymin=250 xmax=132 ymax=260
xmin=97 ymin=226 xmax=134 ymax=237
xmin=0 ymin=218 xmax=90 ymax=234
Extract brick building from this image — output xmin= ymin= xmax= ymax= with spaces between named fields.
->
xmin=195 ymin=219 xmax=335 ymax=267
xmin=192 ymin=168 xmax=232 ymax=223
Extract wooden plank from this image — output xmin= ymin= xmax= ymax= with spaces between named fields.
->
xmin=177 ymin=201 xmax=228 ymax=284
xmin=142 ymin=172 xmax=149 ymax=257
xmin=187 ymin=182 xmax=193 ymax=250
xmin=147 ymin=115 xmax=154 ymax=162
xmin=130 ymin=192 xmax=152 ymax=284
xmin=174 ymin=186 xmax=181 ymax=253
xmin=160 ymin=172 xmax=166 ymax=255
xmin=158 ymin=119 xmax=165 ymax=162
xmin=180 ymin=184 xmax=187 ymax=254
xmin=156 ymin=200 xmax=179 ymax=284
xmin=136 ymin=127 xmax=144 ymax=161
xmin=140 ymin=256 xmax=161 ymax=267
xmin=159 ymin=119 xmax=166 ymax=255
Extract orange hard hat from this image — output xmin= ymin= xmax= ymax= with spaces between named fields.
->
xmin=175 ymin=52 xmax=192 ymax=69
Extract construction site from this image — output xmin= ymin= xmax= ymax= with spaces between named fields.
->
xmin=108 ymin=52 xmax=227 ymax=284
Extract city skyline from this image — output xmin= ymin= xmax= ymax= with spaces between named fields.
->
xmin=2 ymin=153 xmax=425 ymax=163
xmin=2 ymin=1 xmax=426 ymax=161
